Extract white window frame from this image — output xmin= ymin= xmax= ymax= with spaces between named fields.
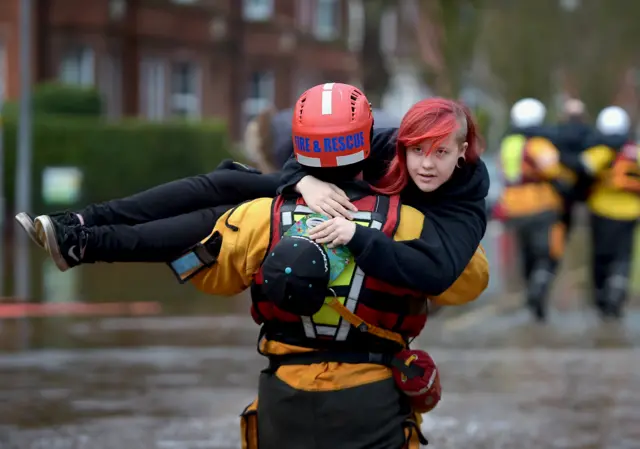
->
xmin=169 ymin=60 xmax=201 ymax=119
xmin=314 ymin=0 xmax=340 ymax=41
xmin=140 ymin=57 xmax=166 ymax=121
xmin=243 ymin=0 xmax=274 ymax=21
xmin=59 ymin=46 xmax=95 ymax=86
xmin=347 ymin=0 xmax=365 ymax=52
xmin=243 ymin=70 xmax=275 ymax=124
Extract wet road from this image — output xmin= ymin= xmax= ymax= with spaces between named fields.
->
xmin=1 ymin=223 xmax=639 ymax=448
xmin=1 ymin=301 xmax=639 ymax=449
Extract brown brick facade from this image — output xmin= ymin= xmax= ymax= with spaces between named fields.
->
xmin=0 ymin=0 xmax=359 ymax=139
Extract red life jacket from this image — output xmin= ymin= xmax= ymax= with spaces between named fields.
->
xmin=250 ymin=192 xmax=428 ymax=352
xmin=610 ymin=142 xmax=640 ymax=193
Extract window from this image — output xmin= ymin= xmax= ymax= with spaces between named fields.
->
xmin=243 ymin=71 xmax=274 ymax=124
xmin=140 ymin=57 xmax=166 ymax=121
xmin=59 ymin=46 xmax=95 ymax=86
xmin=243 ymin=0 xmax=274 ymax=21
xmin=100 ymin=52 xmax=122 ymax=119
xmin=170 ymin=61 xmax=200 ymax=119
xmin=347 ymin=0 xmax=365 ymax=51
xmin=296 ymin=0 xmax=313 ymax=31
xmin=315 ymin=0 xmax=340 ymax=41
xmin=379 ymin=7 xmax=398 ymax=55
xmin=109 ymin=0 xmax=126 ymax=20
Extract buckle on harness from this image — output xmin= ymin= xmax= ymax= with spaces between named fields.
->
xmin=167 ymin=231 xmax=223 ymax=284
xmin=390 ymin=354 xmax=425 ymax=380
xmin=367 ymin=352 xmax=386 ymax=364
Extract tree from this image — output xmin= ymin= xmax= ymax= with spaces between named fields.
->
xmin=477 ymin=0 xmax=640 ymax=117
xmin=414 ymin=0 xmax=484 ymax=98
xmin=555 ymin=0 xmax=640 ymax=114
xmin=476 ymin=0 xmax=563 ymax=106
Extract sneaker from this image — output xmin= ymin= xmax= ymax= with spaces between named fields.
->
xmin=15 ymin=211 xmax=82 ymax=250
xmin=14 ymin=212 xmax=43 ymax=248
xmin=34 ymin=215 xmax=88 ymax=272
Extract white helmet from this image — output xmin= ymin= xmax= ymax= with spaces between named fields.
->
xmin=510 ymin=98 xmax=546 ymax=128
xmin=596 ymin=106 xmax=630 ymax=136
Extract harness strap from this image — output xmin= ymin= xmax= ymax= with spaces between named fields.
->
xmin=326 ymin=297 xmax=407 ymax=348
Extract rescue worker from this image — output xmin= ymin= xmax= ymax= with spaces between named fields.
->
xmin=580 ymin=106 xmax=638 ymax=318
xmin=171 ymin=83 xmax=489 ymax=448
xmin=496 ymin=98 xmax=575 ymax=321
xmin=554 ymin=98 xmax=594 ymax=233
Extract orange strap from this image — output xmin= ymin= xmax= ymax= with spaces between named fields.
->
xmin=611 ymin=161 xmax=640 ymax=193
xmin=326 ymin=297 xmax=406 ymax=348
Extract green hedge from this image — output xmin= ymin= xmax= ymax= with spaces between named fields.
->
xmin=2 ymin=114 xmax=232 ymax=213
xmin=3 ymin=83 xmax=103 ymax=117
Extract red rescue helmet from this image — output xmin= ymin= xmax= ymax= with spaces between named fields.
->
xmin=292 ymin=82 xmax=373 ymax=168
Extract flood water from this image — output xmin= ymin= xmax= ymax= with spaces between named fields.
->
xmin=0 ymin=220 xmax=639 ymax=448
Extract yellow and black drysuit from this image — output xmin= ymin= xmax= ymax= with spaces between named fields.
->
xmin=497 ymin=126 xmax=576 ymax=319
xmin=580 ymin=134 xmax=640 ymax=317
xmin=171 ymin=181 xmax=489 ymax=449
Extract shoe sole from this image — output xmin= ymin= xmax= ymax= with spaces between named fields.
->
xmin=34 ymin=215 xmax=70 ymax=272
xmin=14 ymin=213 xmax=46 ymax=249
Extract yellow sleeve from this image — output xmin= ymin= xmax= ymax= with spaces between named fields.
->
xmin=190 ymin=198 xmax=272 ymax=296
xmin=394 ymin=205 xmax=489 ymax=305
xmin=430 ymin=245 xmax=489 ymax=306
xmin=581 ymin=145 xmax=615 ymax=177
xmin=527 ymin=137 xmax=576 ymax=183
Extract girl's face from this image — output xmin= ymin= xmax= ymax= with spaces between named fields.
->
xmin=405 ymin=132 xmax=468 ymax=192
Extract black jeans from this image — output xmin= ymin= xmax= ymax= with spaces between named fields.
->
xmin=507 ymin=211 xmax=562 ymax=306
xmin=590 ymin=213 xmax=636 ymax=309
xmin=76 ymin=169 xmax=281 ymax=263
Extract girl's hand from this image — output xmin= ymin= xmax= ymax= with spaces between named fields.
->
xmin=308 ymin=217 xmax=357 ymax=248
xmin=296 ymin=176 xmax=358 ymax=219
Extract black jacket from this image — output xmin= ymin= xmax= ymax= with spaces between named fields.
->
xmin=277 ymin=128 xmax=489 ymax=296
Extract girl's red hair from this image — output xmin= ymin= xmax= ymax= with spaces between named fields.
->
xmin=374 ymin=98 xmax=484 ymax=196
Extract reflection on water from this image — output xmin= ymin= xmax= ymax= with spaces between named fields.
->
xmin=0 ymin=239 xmax=252 ymax=351
xmin=0 ymin=315 xmax=260 ymax=352
xmin=0 ymin=242 xmax=249 ymax=315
